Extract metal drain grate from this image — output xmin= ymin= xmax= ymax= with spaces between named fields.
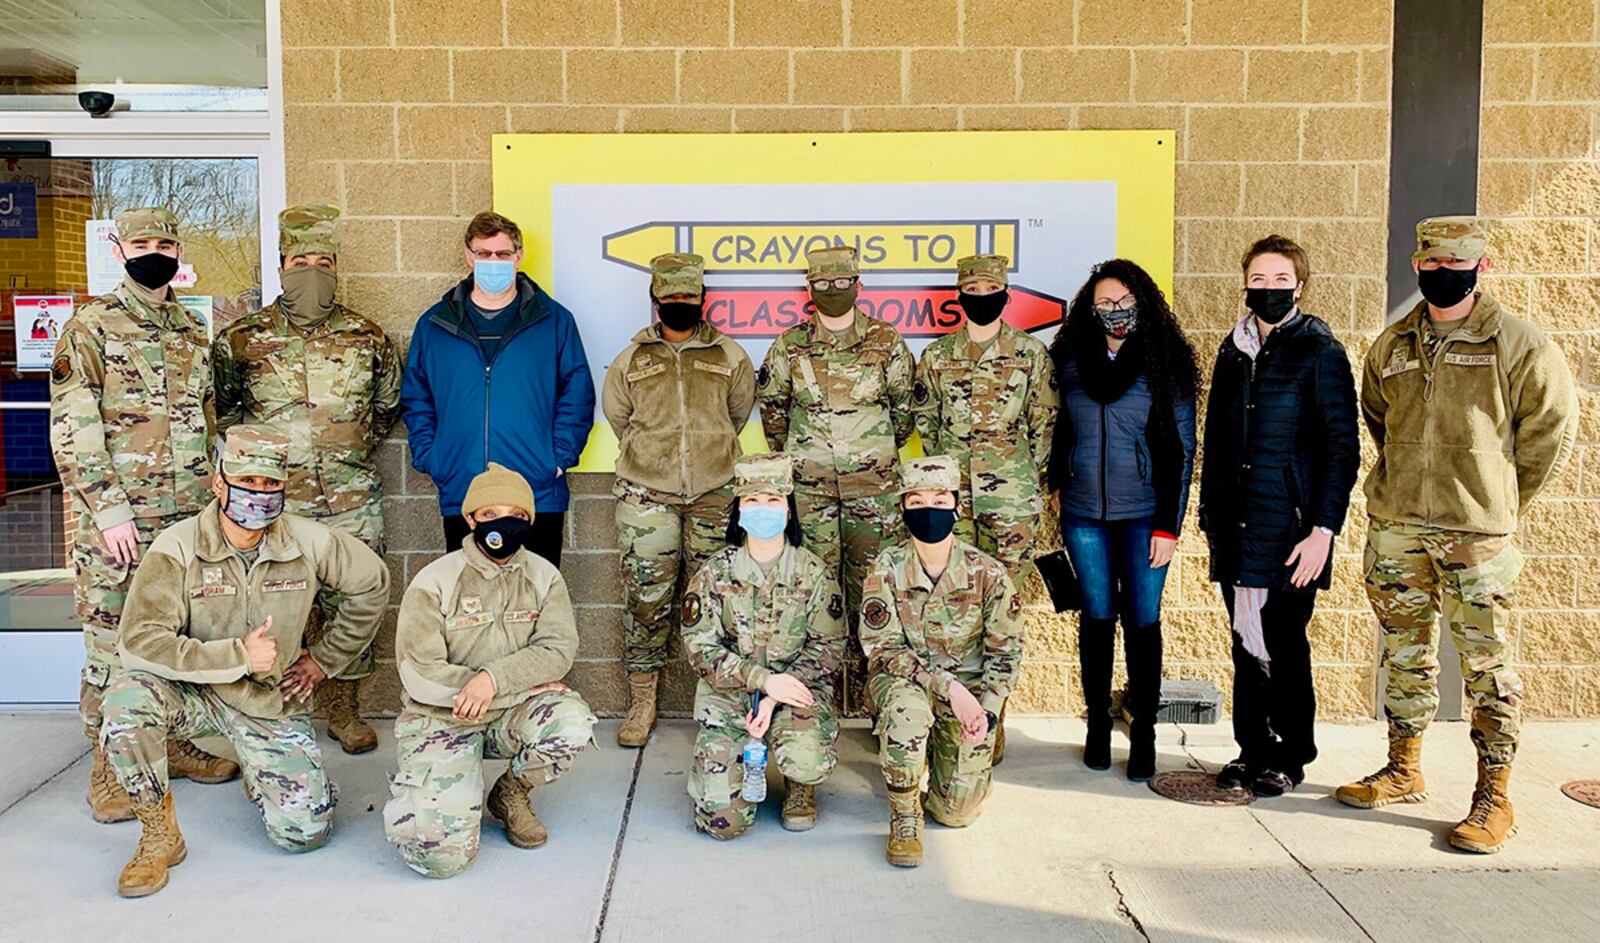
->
xmin=1149 ymin=770 xmax=1255 ymax=806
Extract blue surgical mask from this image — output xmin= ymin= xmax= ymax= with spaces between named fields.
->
xmin=474 ymin=259 xmax=515 ymax=294
xmin=739 ymin=505 xmax=787 ymax=541
xmin=223 ymin=482 xmax=285 ymax=531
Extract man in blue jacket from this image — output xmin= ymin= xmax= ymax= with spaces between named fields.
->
xmin=402 ymin=212 xmax=595 ymax=564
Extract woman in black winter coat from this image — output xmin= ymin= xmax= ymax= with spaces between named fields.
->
xmin=1199 ymin=234 xmax=1360 ymax=798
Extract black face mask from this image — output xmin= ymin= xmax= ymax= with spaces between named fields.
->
xmin=472 ymin=515 xmax=533 ymax=560
xmin=124 ymin=252 xmax=180 ymax=291
xmin=1244 ymin=287 xmax=1297 ymax=325
xmin=904 ymin=506 xmax=957 ymax=544
xmin=657 ymin=301 xmax=703 ymax=333
xmin=1417 ymin=266 xmax=1478 ymax=309
xmin=958 ymin=290 xmax=1008 ymax=326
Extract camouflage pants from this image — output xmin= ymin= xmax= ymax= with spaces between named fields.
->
xmin=305 ymin=502 xmax=386 ymax=681
xmin=615 ymin=480 xmax=733 ymax=674
xmin=71 ymin=511 xmax=184 ymax=731
xmin=688 ymin=703 xmax=839 ymax=839
xmin=383 ymin=690 xmax=596 ymax=878
xmin=1364 ymin=517 xmax=1524 ymax=766
xmin=870 ymin=673 xmax=997 ymax=827
xmin=956 ymin=475 xmax=1043 ymax=587
xmin=100 ymin=671 xmax=334 ymax=852
xmin=794 ymin=489 xmax=905 ymax=615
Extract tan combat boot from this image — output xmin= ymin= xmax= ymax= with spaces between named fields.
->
xmin=885 ymin=785 xmax=924 ymax=868
xmin=486 ymin=770 xmax=548 ymax=849
xmin=992 ymin=702 xmax=1007 ymax=767
xmin=1449 ymin=762 xmax=1516 ymax=854
xmin=1335 ymin=731 xmax=1427 ymax=809
xmin=781 ymin=780 xmax=818 ymax=832
xmin=323 ymin=678 xmax=378 ymax=755
xmin=118 ymin=793 xmax=187 ymax=898
xmin=167 ymin=738 xmax=240 ymax=784
xmin=87 ymin=733 xmax=134 ymax=824
xmin=617 ymin=672 xmax=658 ymax=748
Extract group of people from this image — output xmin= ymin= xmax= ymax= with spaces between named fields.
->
xmin=47 ymin=201 xmax=1575 ymax=897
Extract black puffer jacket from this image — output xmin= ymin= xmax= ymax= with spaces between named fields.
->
xmin=1199 ymin=313 xmax=1360 ymax=590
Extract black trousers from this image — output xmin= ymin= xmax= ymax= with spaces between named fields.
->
xmin=444 ymin=512 xmax=565 ymax=567
xmin=1220 ymin=585 xmax=1318 ymax=776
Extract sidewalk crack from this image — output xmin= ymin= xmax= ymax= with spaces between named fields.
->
xmin=0 ymin=743 xmax=90 ymax=818
xmin=592 ymin=742 xmax=646 ymax=943
xmin=1105 ymin=867 xmax=1151 ymax=942
xmin=1247 ymin=807 xmax=1377 ymax=942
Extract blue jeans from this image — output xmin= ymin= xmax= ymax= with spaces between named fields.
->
xmin=1062 ymin=515 xmax=1169 ymax=626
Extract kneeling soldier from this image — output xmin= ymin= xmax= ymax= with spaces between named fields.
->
xmin=384 ymin=463 xmax=597 ymax=878
xmin=101 ymin=425 xmax=389 ymax=897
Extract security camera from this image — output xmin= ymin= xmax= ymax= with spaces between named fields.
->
xmin=77 ymin=91 xmax=115 ymax=117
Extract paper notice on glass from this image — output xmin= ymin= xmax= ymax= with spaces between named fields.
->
xmin=176 ymin=295 xmax=213 ymax=340
xmin=173 ymin=262 xmax=197 ymax=289
xmin=13 ymin=295 xmax=73 ymax=371
xmin=86 ymin=219 xmax=122 ymax=294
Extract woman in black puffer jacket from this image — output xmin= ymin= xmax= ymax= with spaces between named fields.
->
xmin=1199 ymin=235 xmax=1360 ymax=798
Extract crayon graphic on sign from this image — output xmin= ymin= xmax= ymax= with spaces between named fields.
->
xmin=603 ymin=219 xmax=1020 ymax=275
xmin=693 ymin=285 xmax=1062 ymax=339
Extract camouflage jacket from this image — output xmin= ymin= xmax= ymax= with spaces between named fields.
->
xmin=396 ymin=540 xmax=579 ymax=726
xmin=49 ymin=279 xmax=215 ymax=530
xmin=758 ymin=311 xmax=915 ymax=498
xmin=681 ymin=542 xmax=846 ymax=727
xmin=212 ymin=301 xmax=402 ymax=518
xmin=602 ymin=322 xmax=756 ymax=499
xmin=117 ymin=502 xmax=388 ymax=719
xmin=913 ymin=323 xmax=1059 ymax=497
xmin=859 ymin=539 xmax=1023 ymax=715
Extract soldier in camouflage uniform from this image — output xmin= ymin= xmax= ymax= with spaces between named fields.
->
xmin=602 ymin=252 xmax=756 ymax=748
xmin=859 ymin=456 xmax=1023 ymax=868
xmin=384 ymin=464 xmax=596 ymax=879
xmin=49 ymin=206 xmax=238 ymax=826
xmin=212 ymin=204 xmax=403 ymax=755
xmin=100 ymin=425 xmax=389 ymax=896
xmin=1338 ymin=217 xmax=1577 ymax=855
xmin=681 ymin=453 xmax=846 ymax=839
xmin=758 ymin=245 xmax=915 ymax=709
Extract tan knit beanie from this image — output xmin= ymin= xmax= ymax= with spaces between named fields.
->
xmin=461 ymin=462 xmax=535 ymax=518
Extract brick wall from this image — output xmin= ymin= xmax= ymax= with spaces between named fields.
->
xmin=279 ymin=0 xmax=1597 ymax=720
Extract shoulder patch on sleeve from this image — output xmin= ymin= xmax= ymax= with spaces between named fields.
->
xmin=912 ymin=378 xmax=929 ymax=406
xmin=1007 ymin=593 xmax=1023 ymax=619
xmin=681 ymin=592 xmax=703 ymax=627
xmin=757 ymin=363 xmax=771 ymax=389
xmin=51 ymin=353 xmax=73 ymax=385
xmin=827 ymin=592 xmax=844 ymax=620
xmin=862 ymin=597 xmax=891 ymax=630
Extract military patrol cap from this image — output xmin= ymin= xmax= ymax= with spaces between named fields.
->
xmin=1413 ymin=216 xmax=1487 ymax=262
xmin=115 ymin=207 xmax=180 ymax=242
xmin=733 ymin=452 xmax=794 ymax=497
xmin=899 ymin=455 xmax=961 ymax=494
xmin=219 ymin=425 xmax=290 ymax=480
xmin=279 ymin=203 xmax=341 ymax=259
xmin=806 ymin=245 xmax=859 ymax=280
xmin=957 ymin=254 xmax=1009 ymax=288
xmin=650 ymin=252 xmax=704 ymax=300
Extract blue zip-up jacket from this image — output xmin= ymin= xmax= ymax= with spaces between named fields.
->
xmin=402 ymin=274 xmax=596 ymax=517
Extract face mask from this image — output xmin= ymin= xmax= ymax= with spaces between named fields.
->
xmin=223 ymin=482 xmax=285 ymax=531
xmin=810 ymin=284 xmax=858 ymax=318
xmin=1096 ymin=306 xmax=1139 ymax=339
xmin=1244 ymin=287 xmax=1297 ymax=325
xmin=124 ymin=252 xmax=180 ymax=291
xmin=656 ymin=301 xmax=703 ymax=333
xmin=280 ymin=265 xmax=338 ymax=329
xmin=1417 ymin=266 xmax=1477 ymax=308
xmin=904 ymin=505 xmax=957 ymax=544
xmin=474 ymin=259 xmax=515 ymax=295
xmin=473 ymin=515 xmax=532 ymax=560
xmin=959 ymin=290 xmax=1008 ymax=326
xmin=738 ymin=505 xmax=787 ymax=541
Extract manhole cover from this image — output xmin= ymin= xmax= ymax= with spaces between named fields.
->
xmin=1561 ymin=780 xmax=1600 ymax=809
xmin=1149 ymin=770 xmax=1255 ymax=806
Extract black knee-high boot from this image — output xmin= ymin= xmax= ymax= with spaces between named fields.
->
xmin=1124 ymin=619 xmax=1164 ymax=782
xmin=1078 ymin=616 xmax=1117 ymax=770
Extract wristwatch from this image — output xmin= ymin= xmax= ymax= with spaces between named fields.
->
xmin=1317 ymin=526 xmax=1335 ymax=537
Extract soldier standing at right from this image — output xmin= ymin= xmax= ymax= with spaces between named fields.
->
xmin=1337 ymin=217 xmax=1577 ymax=854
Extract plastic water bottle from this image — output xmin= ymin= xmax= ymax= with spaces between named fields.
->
xmin=741 ymin=692 xmax=768 ymax=803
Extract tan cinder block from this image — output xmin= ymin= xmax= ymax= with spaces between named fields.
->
xmin=1246 ymin=51 xmax=1361 ymax=103
xmin=1077 ymin=105 xmax=1181 ymax=132
xmin=1481 ymin=46 xmax=1536 ymax=102
xmin=733 ymin=107 xmax=848 ymax=132
xmin=1186 ymin=107 xmax=1299 ymax=162
xmin=1172 ymin=274 xmax=1246 ymax=329
xmin=848 ymin=0 xmax=958 ymax=46
xmin=1020 ymin=49 xmax=1131 ymax=104
xmin=1079 ymin=0 xmax=1185 ymax=45
xmin=620 ymin=0 xmax=730 ymax=47
xmin=962 ymin=0 xmax=1074 ymax=46
xmin=1518 ymin=555 xmax=1580 ymax=608
xmin=336 ymin=218 xmax=399 ymax=275
xmin=1134 ymin=50 xmax=1246 ymax=104
xmin=1486 ymin=218 xmax=1591 ymax=274
xmin=622 ymin=107 xmax=735 ymax=132
xmin=345 ymin=274 xmax=459 ymax=336
xmin=1025 ymin=610 xmax=1080 ymax=659
xmin=283 ymin=49 xmax=335 ymax=104
xmin=1518 ymin=666 xmax=1578 ymax=717
xmin=794 ymin=50 xmax=902 ymax=105
xmin=1353 ymin=163 xmax=1387 ymax=220
xmin=509 ymin=106 xmax=624 ymax=133
xmin=733 ymin=0 xmax=843 ymax=47
xmin=1303 ymin=107 xmax=1389 ymax=161
xmin=1242 ymin=164 xmax=1357 ymax=217
xmin=568 ymin=50 xmax=677 ymax=104
xmin=563 ymin=660 xmax=629 ymax=714
xmin=400 ymin=218 xmax=474 ymax=274
xmin=340 ymin=50 xmax=450 ymax=104
xmin=281 ymin=0 xmax=389 ymax=47
xmin=849 ymin=107 xmax=958 ymax=131
xmin=357 ymin=666 xmax=402 ymax=716
xmin=1010 ymin=659 xmax=1070 ymax=714
xmin=1162 ymin=608 xmax=1232 ymax=662
xmin=1176 ymin=163 xmax=1241 ymax=217
xmin=1478 ymin=161 xmax=1538 ymax=216
xmin=1359 ymin=50 xmax=1391 ymax=103
xmin=681 ymin=50 xmax=790 ymax=104
xmin=962 ymin=106 xmax=1074 ymax=131
xmin=1481 ymin=104 xmax=1593 ymax=160
xmin=285 ymin=160 xmax=341 ymax=208
xmin=285 ymin=105 xmax=395 ymax=161
xmin=345 ymin=162 xmax=455 ymax=217
xmin=453 ymin=162 xmax=493 ymax=215
xmin=1483 ymin=0 xmax=1597 ymax=43
xmin=1299 ymin=276 xmax=1355 ymax=330
xmin=1186 ymin=218 xmax=1293 ymax=275
xmin=1312 ymin=666 xmax=1377 ymax=720
xmin=1533 ymin=161 xmax=1600 ymax=217
xmin=398 ymin=106 xmax=509 ymax=160
xmin=910 ymin=49 xmax=1016 ymax=105
xmin=452 ymin=50 xmax=563 ymax=104
xmin=1190 ymin=0 xmax=1301 ymax=45
xmin=1307 ymin=611 xmax=1346 ymax=663
xmin=395 ymin=0 xmax=503 ymax=46
xmin=1533 ymin=276 xmax=1600 ymax=329
xmin=1297 ymin=221 xmax=1386 ymax=276
xmin=1305 ymin=0 xmax=1393 ymax=44
xmin=507 ymin=0 xmax=618 ymax=45
xmin=1537 ymin=46 xmax=1600 ymax=102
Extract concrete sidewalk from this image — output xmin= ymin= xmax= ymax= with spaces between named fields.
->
xmin=1 ymin=714 xmax=1596 ymax=943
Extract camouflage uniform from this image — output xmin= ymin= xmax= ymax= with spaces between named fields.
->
xmin=859 ymin=457 xmax=1024 ymax=827
xmin=913 ymin=255 xmax=1058 ymax=583
xmin=681 ymin=454 xmax=846 ymax=839
xmin=49 ymin=207 xmax=215 ymax=731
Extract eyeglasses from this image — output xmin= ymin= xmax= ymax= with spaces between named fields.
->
xmin=1091 ymin=298 xmax=1137 ymax=316
xmin=470 ymin=249 xmax=518 ymax=261
xmin=810 ymin=277 xmax=857 ymax=292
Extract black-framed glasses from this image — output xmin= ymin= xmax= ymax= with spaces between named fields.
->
xmin=809 ymin=276 xmax=857 ymax=292
xmin=1091 ymin=298 xmax=1137 ymax=316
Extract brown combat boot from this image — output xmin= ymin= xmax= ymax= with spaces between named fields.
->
xmin=1335 ymin=731 xmax=1427 ymax=809
xmin=486 ymin=770 xmax=548 ymax=849
xmin=323 ymin=678 xmax=378 ymax=755
xmin=781 ymin=780 xmax=818 ymax=832
xmin=167 ymin=738 xmax=240 ymax=784
xmin=992 ymin=702 xmax=1008 ymax=767
xmin=616 ymin=672 xmax=658 ymax=748
xmin=1449 ymin=762 xmax=1516 ymax=854
xmin=87 ymin=733 xmax=134 ymax=824
xmin=885 ymin=785 xmax=924 ymax=868
xmin=117 ymin=793 xmax=187 ymax=898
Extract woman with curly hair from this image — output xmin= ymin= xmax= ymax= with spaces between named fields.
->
xmin=1048 ymin=259 xmax=1199 ymax=781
